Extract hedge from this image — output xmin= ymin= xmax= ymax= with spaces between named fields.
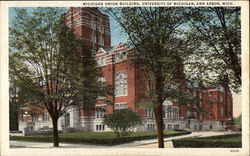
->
xmin=10 ymin=130 xmax=191 ymax=145
xmin=173 ymin=134 xmax=242 ymax=148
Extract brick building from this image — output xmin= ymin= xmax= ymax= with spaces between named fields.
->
xmin=64 ymin=7 xmax=111 ymax=54
xmin=18 ymin=7 xmax=233 ymax=132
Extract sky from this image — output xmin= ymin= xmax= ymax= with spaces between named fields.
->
xmin=9 ymin=7 xmax=241 ymax=117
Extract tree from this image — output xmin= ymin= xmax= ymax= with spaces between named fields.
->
xmin=233 ymin=114 xmax=241 ymax=126
xmin=185 ymin=7 xmax=241 ymax=92
xmin=104 ymin=8 xmax=198 ymax=148
xmin=9 ymin=8 xmax=108 ymax=147
xmin=9 ymin=53 xmax=29 ymax=131
xmin=103 ymin=109 xmax=142 ymax=137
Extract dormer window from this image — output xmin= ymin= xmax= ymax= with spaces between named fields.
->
xmin=115 ymin=52 xmax=127 ymax=63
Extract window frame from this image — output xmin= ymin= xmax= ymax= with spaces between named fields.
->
xmin=115 ymin=72 xmax=128 ymax=97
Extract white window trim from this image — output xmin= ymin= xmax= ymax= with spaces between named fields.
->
xmin=115 ymin=72 xmax=128 ymax=97
xmin=115 ymin=102 xmax=128 ymax=110
xmin=96 ymin=104 xmax=107 ymax=119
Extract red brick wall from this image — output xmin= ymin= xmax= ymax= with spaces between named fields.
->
xmin=65 ymin=7 xmax=111 ymax=53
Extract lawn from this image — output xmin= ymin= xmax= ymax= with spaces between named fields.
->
xmin=10 ymin=130 xmax=191 ymax=145
xmin=172 ymin=134 xmax=242 ymax=148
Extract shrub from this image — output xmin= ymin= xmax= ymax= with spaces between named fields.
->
xmin=103 ymin=109 xmax=142 ymax=137
xmin=173 ymin=134 xmax=242 ymax=148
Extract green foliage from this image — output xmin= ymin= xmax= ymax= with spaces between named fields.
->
xmin=184 ymin=7 xmax=241 ymax=92
xmin=103 ymin=109 xmax=142 ymax=137
xmin=10 ymin=130 xmax=191 ymax=145
xmin=173 ymin=134 xmax=242 ymax=148
xmin=233 ymin=114 xmax=242 ymax=126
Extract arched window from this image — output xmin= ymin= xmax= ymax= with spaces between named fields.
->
xmin=115 ymin=72 xmax=127 ymax=96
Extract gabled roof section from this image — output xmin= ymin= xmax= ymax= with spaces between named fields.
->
xmin=96 ymin=47 xmax=107 ymax=57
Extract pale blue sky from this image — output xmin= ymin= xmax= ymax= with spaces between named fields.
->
xmin=9 ymin=7 xmax=128 ymax=46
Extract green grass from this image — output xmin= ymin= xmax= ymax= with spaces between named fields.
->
xmin=10 ymin=130 xmax=191 ymax=145
xmin=173 ymin=134 xmax=242 ymax=148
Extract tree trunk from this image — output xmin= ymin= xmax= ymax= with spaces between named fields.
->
xmin=15 ymin=111 xmax=19 ymax=131
xmin=155 ymin=106 xmax=165 ymax=148
xmin=154 ymin=75 xmax=165 ymax=148
xmin=52 ymin=118 xmax=59 ymax=147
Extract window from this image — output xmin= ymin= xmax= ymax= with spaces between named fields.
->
xmin=209 ymin=112 xmax=213 ymax=118
xmin=22 ymin=112 xmax=27 ymax=122
xmin=145 ymin=108 xmax=154 ymax=118
xmin=221 ymin=106 xmax=224 ymax=116
xmin=32 ymin=115 xmax=37 ymax=122
xmin=115 ymin=103 xmax=128 ymax=110
xmin=166 ymin=105 xmax=172 ymax=119
xmin=96 ymin=105 xmax=106 ymax=118
xmin=209 ymin=125 xmax=213 ymax=130
xmin=194 ymin=125 xmax=197 ymax=130
xmin=115 ymin=72 xmax=127 ymax=96
xmin=209 ymin=101 xmax=213 ymax=106
xmin=96 ymin=124 xmax=105 ymax=131
xmin=115 ymin=52 xmax=127 ymax=63
xmin=167 ymin=124 xmax=172 ymax=130
xmin=97 ymin=77 xmax=106 ymax=99
xmin=63 ymin=113 xmax=70 ymax=127
xmin=174 ymin=124 xmax=180 ymax=129
xmin=173 ymin=107 xmax=179 ymax=119
xmin=147 ymin=124 xmax=155 ymax=131
xmin=91 ymin=31 xmax=96 ymax=42
xmin=43 ymin=112 xmax=50 ymax=121
xmin=101 ymin=26 xmax=105 ymax=33
xmin=199 ymin=92 xmax=202 ymax=98
xmin=91 ymin=22 xmax=96 ymax=29
xmin=97 ymin=57 xmax=105 ymax=66
xmin=219 ymin=95 xmax=223 ymax=102
xmin=99 ymin=35 xmax=104 ymax=45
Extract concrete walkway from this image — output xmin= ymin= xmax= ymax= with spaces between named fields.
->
xmin=10 ymin=131 xmax=239 ymax=148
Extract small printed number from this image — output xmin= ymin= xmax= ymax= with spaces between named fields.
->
xmin=230 ymin=150 xmax=239 ymax=152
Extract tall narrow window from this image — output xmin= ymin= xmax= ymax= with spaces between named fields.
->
xmin=43 ymin=112 xmax=50 ymax=121
xmin=209 ymin=112 xmax=213 ymax=118
xmin=221 ymin=106 xmax=224 ymax=116
xmin=115 ymin=72 xmax=127 ymax=96
xmin=173 ymin=107 xmax=179 ymax=119
xmin=219 ymin=95 xmax=223 ymax=102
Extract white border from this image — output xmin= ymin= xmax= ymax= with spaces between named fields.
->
xmin=0 ymin=1 xmax=249 ymax=156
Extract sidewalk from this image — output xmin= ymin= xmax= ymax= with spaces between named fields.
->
xmin=117 ymin=131 xmax=239 ymax=148
xmin=10 ymin=131 xmax=239 ymax=148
